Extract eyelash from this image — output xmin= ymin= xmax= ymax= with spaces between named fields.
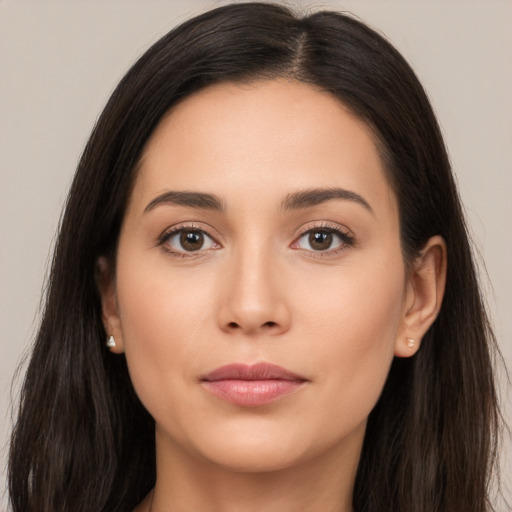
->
xmin=157 ymin=223 xmax=219 ymax=259
xmin=157 ymin=222 xmax=356 ymax=259
xmin=292 ymin=222 xmax=356 ymax=258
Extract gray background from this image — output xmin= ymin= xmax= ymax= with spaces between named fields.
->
xmin=1 ymin=0 xmax=511 ymax=509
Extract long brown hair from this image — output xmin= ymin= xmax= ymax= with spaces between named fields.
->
xmin=9 ymin=3 xmax=503 ymax=511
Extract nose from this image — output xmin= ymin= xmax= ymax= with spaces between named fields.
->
xmin=217 ymin=247 xmax=291 ymax=336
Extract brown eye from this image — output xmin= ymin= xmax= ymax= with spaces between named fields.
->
xmin=179 ymin=230 xmax=204 ymax=251
xmin=308 ymin=231 xmax=333 ymax=251
xmin=294 ymin=227 xmax=353 ymax=254
xmin=164 ymin=228 xmax=217 ymax=254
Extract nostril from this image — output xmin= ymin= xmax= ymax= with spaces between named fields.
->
xmin=226 ymin=320 xmax=277 ymax=330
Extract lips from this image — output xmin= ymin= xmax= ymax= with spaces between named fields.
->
xmin=200 ymin=362 xmax=307 ymax=407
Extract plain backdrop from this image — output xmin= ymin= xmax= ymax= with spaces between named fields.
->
xmin=1 ymin=0 xmax=511 ymax=510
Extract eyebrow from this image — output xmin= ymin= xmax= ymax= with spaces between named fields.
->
xmin=144 ymin=191 xmax=225 ymax=214
xmin=143 ymin=187 xmax=373 ymax=215
xmin=282 ymin=188 xmax=374 ymax=214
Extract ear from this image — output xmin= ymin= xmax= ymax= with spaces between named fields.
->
xmin=395 ymin=235 xmax=447 ymax=357
xmin=96 ymin=256 xmax=125 ymax=353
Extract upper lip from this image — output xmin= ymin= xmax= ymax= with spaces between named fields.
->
xmin=201 ymin=362 xmax=307 ymax=382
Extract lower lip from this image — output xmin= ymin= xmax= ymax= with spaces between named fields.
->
xmin=201 ymin=379 xmax=305 ymax=407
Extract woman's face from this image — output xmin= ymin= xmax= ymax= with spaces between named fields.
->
xmin=103 ymin=79 xmax=418 ymax=473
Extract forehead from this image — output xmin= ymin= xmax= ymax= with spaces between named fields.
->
xmin=130 ymin=79 xmax=396 ymax=217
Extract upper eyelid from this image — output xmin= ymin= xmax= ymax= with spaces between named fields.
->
xmin=294 ymin=221 xmax=354 ymax=238
xmin=159 ymin=222 xmax=220 ymax=242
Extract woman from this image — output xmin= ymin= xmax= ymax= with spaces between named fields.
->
xmin=8 ymin=3 xmax=503 ymax=511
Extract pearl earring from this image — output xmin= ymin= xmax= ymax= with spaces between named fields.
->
xmin=407 ymin=338 xmax=415 ymax=348
xmin=106 ymin=335 xmax=116 ymax=348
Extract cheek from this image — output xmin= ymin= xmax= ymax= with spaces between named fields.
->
xmin=114 ymin=251 xmax=216 ymax=413
xmin=295 ymin=252 xmax=405 ymax=429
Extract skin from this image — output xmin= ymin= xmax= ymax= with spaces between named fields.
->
xmin=99 ymin=79 xmax=446 ymax=512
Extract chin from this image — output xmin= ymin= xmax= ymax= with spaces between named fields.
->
xmin=162 ymin=416 xmax=318 ymax=474
xmin=200 ymin=441 xmax=311 ymax=474
xmin=181 ymin=416 xmax=352 ymax=475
